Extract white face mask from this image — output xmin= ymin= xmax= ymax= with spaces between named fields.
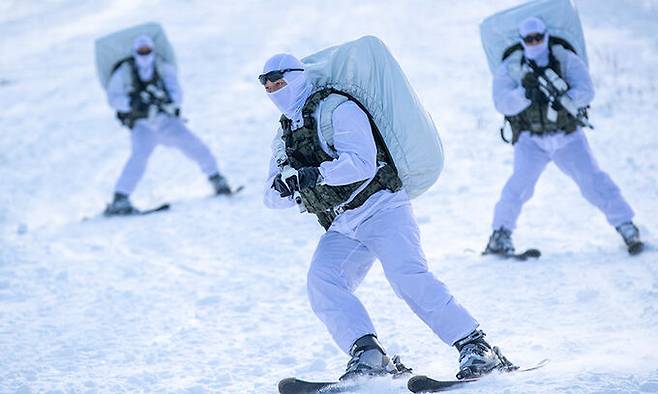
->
xmin=268 ymin=84 xmax=295 ymax=115
xmin=135 ymin=53 xmax=154 ymax=69
xmin=134 ymin=53 xmax=155 ymax=80
xmin=267 ymin=71 xmax=311 ymax=125
xmin=523 ymin=40 xmax=548 ymax=60
xmin=521 ymin=32 xmax=549 ymax=65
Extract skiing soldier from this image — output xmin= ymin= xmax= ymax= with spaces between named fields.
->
xmin=261 ymin=53 xmax=515 ymax=381
xmin=485 ymin=17 xmax=644 ymax=256
xmin=104 ymin=34 xmax=232 ymax=215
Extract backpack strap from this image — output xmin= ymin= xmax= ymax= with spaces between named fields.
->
xmin=316 ymin=93 xmax=348 ymax=155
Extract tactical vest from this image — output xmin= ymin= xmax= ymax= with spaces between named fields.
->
xmin=506 ymin=47 xmax=580 ymax=139
xmin=280 ymin=88 xmax=403 ymax=230
xmin=113 ymin=58 xmax=173 ymax=128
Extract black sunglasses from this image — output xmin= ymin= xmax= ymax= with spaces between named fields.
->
xmin=522 ymin=33 xmax=545 ymax=44
xmin=136 ymin=47 xmax=153 ymax=56
xmin=258 ymin=68 xmax=304 ymax=85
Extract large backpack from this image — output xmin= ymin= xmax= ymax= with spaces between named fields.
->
xmin=479 ymin=0 xmax=588 ymax=75
xmin=301 ymin=36 xmax=444 ymax=200
xmin=94 ymin=22 xmax=177 ymax=89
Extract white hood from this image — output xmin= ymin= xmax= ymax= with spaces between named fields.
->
xmin=132 ymin=34 xmax=155 ymax=81
xmin=263 ymin=53 xmax=312 ymax=129
xmin=519 ymin=16 xmax=549 ymax=65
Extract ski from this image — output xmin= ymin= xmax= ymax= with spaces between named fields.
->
xmin=407 ymin=359 xmax=550 ymax=393
xmin=84 ymin=203 xmax=171 ymax=221
xmin=136 ymin=203 xmax=171 ymax=215
xmin=279 ymin=360 xmax=411 ymax=394
xmin=278 ymin=373 xmax=411 ymax=394
xmin=278 ymin=377 xmax=358 ymax=394
xmin=483 ymin=248 xmax=541 ymax=261
xmin=99 ymin=203 xmax=171 ymax=218
xmin=216 ymin=185 xmax=245 ymax=197
xmin=229 ymin=185 xmax=245 ymax=195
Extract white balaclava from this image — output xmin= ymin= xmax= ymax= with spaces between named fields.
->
xmin=132 ymin=34 xmax=155 ymax=81
xmin=263 ymin=53 xmax=312 ymax=128
xmin=519 ymin=16 xmax=549 ymax=65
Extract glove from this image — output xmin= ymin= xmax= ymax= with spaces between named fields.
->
xmin=521 ymin=72 xmax=539 ymax=90
xmin=297 ymin=167 xmax=321 ymax=191
xmin=521 ymin=73 xmax=547 ymax=104
xmin=272 ymin=174 xmax=293 ymax=198
xmin=129 ymin=93 xmax=149 ymax=114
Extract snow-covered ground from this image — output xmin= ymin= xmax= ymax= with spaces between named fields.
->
xmin=1 ymin=1 xmax=657 ymax=393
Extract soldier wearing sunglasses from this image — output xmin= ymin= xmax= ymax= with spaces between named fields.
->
xmin=484 ymin=16 xmax=643 ymax=256
xmin=104 ymin=34 xmax=233 ymax=215
xmin=260 ymin=53 xmax=514 ymax=381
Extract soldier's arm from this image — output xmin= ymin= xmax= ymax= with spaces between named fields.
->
xmin=319 ymin=101 xmax=377 ymax=186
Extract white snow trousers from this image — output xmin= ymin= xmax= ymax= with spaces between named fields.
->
xmin=114 ymin=117 xmax=219 ymax=195
xmin=493 ymin=130 xmax=634 ymax=231
xmin=307 ymin=203 xmax=479 ymax=354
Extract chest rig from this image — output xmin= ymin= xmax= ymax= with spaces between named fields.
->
xmin=279 ymin=88 xmax=402 ymax=230
xmin=506 ymin=49 xmax=580 ymax=140
xmin=114 ymin=58 xmax=173 ymax=128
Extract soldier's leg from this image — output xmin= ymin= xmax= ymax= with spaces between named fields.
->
xmin=552 ymin=130 xmax=634 ymax=227
xmin=307 ymin=230 xmax=378 ymax=353
xmin=114 ymin=122 xmax=157 ymax=195
xmin=357 ymin=203 xmax=478 ymax=346
xmin=492 ymin=133 xmax=551 ymax=231
xmin=160 ymin=117 xmax=220 ymax=177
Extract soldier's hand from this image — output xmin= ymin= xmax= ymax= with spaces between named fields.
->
xmin=522 ymin=74 xmax=547 ymax=104
xmin=129 ymin=94 xmax=149 ymax=114
xmin=521 ymin=72 xmax=539 ymax=89
xmin=297 ymin=167 xmax=322 ymax=191
xmin=272 ymin=174 xmax=293 ymax=198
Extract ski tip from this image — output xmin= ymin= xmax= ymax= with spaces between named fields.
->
xmin=525 ymin=248 xmax=541 ymax=258
xmin=229 ymin=185 xmax=246 ymax=196
xmin=407 ymin=375 xmax=429 ymax=392
xmin=407 ymin=374 xmax=477 ymax=393
xmin=482 ymin=248 xmax=541 ymax=261
xmin=536 ymin=358 xmax=551 ymax=367
xmin=139 ymin=203 xmax=171 ymax=215
xmin=215 ymin=185 xmax=245 ymax=197
xmin=407 ymin=375 xmax=429 ymax=382
xmin=278 ymin=377 xmax=296 ymax=393
xmin=517 ymin=358 xmax=551 ymax=373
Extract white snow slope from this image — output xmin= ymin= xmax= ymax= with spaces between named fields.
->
xmin=1 ymin=1 xmax=657 ymax=393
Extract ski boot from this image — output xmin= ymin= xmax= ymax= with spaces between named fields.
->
xmin=209 ymin=173 xmax=232 ymax=195
xmin=340 ymin=334 xmax=411 ymax=381
xmin=616 ymin=222 xmax=644 ymax=255
xmin=103 ymin=192 xmax=138 ymax=216
xmin=454 ymin=329 xmax=517 ymax=380
xmin=483 ymin=227 xmax=515 ymax=256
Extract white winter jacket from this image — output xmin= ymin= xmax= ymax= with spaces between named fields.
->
xmin=106 ymin=60 xmax=183 ymax=113
xmin=492 ymin=48 xmax=594 ymax=117
xmin=263 ymin=100 xmax=409 ymax=235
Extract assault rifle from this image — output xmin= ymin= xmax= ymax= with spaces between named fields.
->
xmin=526 ymin=61 xmax=594 ymax=129
xmin=144 ymin=84 xmax=179 ymax=116
xmin=272 ymin=145 xmax=307 ymax=213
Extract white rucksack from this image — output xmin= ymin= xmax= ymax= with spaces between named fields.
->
xmin=302 ymin=35 xmax=444 ymax=200
xmin=94 ymin=22 xmax=177 ymax=89
xmin=479 ymin=0 xmax=588 ymax=75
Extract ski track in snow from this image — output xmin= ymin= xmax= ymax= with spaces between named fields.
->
xmin=1 ymin=1 xmax=657 ymax=393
